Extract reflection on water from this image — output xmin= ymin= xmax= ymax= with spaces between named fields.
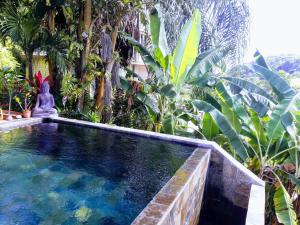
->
xmin=0 ymin=123 xmax=194 ymax=225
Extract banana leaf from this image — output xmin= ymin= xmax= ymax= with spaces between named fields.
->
xmin=171 ymin=9 xmax=201 ymax=90
xmin=267 ymin=92 xmax=300 ymax=141
xmin=274 ymin=182 xmax=298 ymax=225
xmin=186 ymin=46 xmax=230 ymax=79
xmin=126 ymin=36 xmax=163 ymax=78
xmin=162 ymin=114 xmax=176 ymax=135
xmin=251 ymin=64 xmax=296 ymax=100
xmin=149 ymin=5 xmax=169 ymax=58
xmin=202 ymin=113 xmax=219 ymax=139
xmin=222 ymin=77 xmax=275 ymax=103
xmin=254 ymin=50 xmax=269 ymax=69
xmin=192 ymin=100 xmax=248 ymax=160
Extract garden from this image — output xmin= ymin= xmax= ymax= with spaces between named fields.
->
xmin=0 ymin=0 xmax=299 ymax=225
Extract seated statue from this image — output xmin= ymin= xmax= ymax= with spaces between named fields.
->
xmin=32 ymin=81 xmax=58 ymax=118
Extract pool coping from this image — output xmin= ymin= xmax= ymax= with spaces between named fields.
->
xmin=132 ymin=148 xmax=211 ymax=225
xmin=0 ymin=117 xmax=265 ymax=225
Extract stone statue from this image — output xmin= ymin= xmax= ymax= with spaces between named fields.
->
xmin=32 ymin=81 xmax=58 ymax=118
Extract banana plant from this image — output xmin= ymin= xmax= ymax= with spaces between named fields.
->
xmin=193 ymin=84 xmax=299 ymax=224
xmin=192 ymin=52 xmax=300 ymax=224
xmin=122 ymin=5 xmax=228 ymax=134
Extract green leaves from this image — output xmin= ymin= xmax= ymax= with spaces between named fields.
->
xmin=160 ymin=84 xmax=177 ymax=99
xmin=149 ymin=5 xmax=169 ymax=58
xmin=274 ymin=182 xmax=298 ymax=225
xmin=126 ymin=36 xmax=163 ymax=78
xmin=187 ymin=47 xmax=230 ymax=79
xmin=162 ymin=114 xmax=176 ymax=135
xmin=202 ymin=113 xmax=218 ymax=139
xmin=170 ymin=9 xmax=201 ymax=91
xmin=252 ymin=64 xmax=296 ymax=100
xmin=223 ymin=77 xmax=275 ymax=103
xmin=192 ymin=100 xmax=248 ymax=160
xmin=267 ymin=92 xmax=300 ymax=141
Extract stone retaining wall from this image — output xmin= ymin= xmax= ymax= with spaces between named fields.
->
xmin=132 ymin=148 xmax=211 ymax=225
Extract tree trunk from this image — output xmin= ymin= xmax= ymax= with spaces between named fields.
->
xmin=8 ymin=92 xmax=12 ymax=115
xmin=76 ymin=2 xmax=84 ymax=79
xmin=77 ymin=0 xmax=92 ymax=111
xmin=95 ymin=74 xmax=105 ymax=110
xmin=80 ymin=0 xmax=92 ymax=81
xmin=95 ymin=22 xmax=120 ymax=111
xmin=48 ymin=9 xmax=56 ymax=34
xmin=28 ymin=53 xmax=34 ymax=81
xmin=48 ymin=9 xmax=56 ymax=87
xmin=48 ymin=57 xmax=54 ymax=86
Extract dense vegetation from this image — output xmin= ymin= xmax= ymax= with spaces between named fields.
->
xmin=0 ymin=1 xmax=299 ymax=224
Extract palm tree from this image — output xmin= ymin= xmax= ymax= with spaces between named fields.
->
xmin=0 ymin=2 xmax=43 ymax=80
xmin=0 ymin=1 xmax=69 ymax=83
xmin=147 ymin=0 xmax=250 ymax=65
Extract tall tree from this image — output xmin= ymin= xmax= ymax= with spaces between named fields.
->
xmin=0 ymin=2 xmax=43 ymax=80
xmin=91 ymin=0 xmax=142 ymax=121
xmin=148 ymin=0 xmax=250 ymax=65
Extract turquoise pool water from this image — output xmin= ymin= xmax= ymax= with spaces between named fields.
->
xmin=0 ymin=123 xmax=194 ymax=225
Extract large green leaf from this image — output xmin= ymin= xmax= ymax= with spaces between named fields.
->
xmin=171 ymin=9 xmax=201 ymax=90
xmin=126 ymin=36 xmax=163 ymax=78
xmin=162 ymin=114 xmax=176 ymax=135
xmin=281 ymin=112 xmax=298 ymax=143
xmin=149 ymin=5 xmax=169 ymax=57
xmin=216 ymin=82 xmax=234 ymax=107
xmin=136 ymin=92 xmax=159 ymax=114
xmin=242 ymin=93 xmax=270 ymax=117
xmin=223 ymin=77 xmax=275 ymax=103
xmin=220 ymin=102 xmax=242 ymax=133
xmin=192 ymin=100 xmax=249 ymax=160
xmin=216 ymin=82 xmax=249 ymax=125
xmin=145 ymin=105 xmax=158 ymax=124
xmin=188 ymin=73 xmax=210 ymax=88
xmin=267 ymin=92 xmax=300 ymax=141
xmin=251 ymin=64 xmax=296 ymax=100
xmin=248 ymin=109 xmax=268 ymax=147
xmin=274 ymin=182 xmax=298 ymax=225
xmin=160 ymin=84 xmax=177 ymax=99
xmin=202 ymin=113 xmax=219 ymax=139
xmin=187 ymin=47 xmax=230 ymax=79
xmin=254 ymin=50 xmax=269 ymax=69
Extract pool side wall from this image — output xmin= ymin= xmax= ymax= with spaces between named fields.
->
xmin=0 ymin=117 xmax=265 ymax=225
xmin=132 ymin=148 xmax=210 ymax=225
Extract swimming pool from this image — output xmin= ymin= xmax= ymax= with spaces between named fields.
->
xmin=0 ymin=118 xmax=265 ymax=225
xmin=0 ymin=123 xmax=195 ymax=225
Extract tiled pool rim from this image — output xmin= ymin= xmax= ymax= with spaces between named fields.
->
xmin=0 ymin=117 xmax=265 ymax=225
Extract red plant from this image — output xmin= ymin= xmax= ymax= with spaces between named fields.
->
xmin=26 ymin=71 xmax=50 ymax=94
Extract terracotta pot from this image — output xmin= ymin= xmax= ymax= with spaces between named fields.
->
xmin=6 ymin=115 xmax=13 ymax=121
xmin=23 ymin=110 xmax=32 ymax=118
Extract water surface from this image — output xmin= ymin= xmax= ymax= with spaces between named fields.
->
xmin=0 ymin=123 xmax=194 ymax=225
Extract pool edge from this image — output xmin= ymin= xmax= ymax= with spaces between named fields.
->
xmin=0 ymin=117 xmax=265 ymax=225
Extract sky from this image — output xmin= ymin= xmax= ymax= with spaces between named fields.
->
xmin=245 ymin=0 xmax=300 ymax=62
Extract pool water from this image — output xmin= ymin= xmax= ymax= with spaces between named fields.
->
xmin=0 ymin=123 xmax=194 ymax=225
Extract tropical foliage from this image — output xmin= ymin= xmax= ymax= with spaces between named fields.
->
xmin=122 ymin=6 xmax=228 ymax=135
xmin=152 ymin=0 xmax=250 ymax=64
xmin=0 ymin=1 xmax=299 ymax=224
xmin=122 ymin=8 xmax=300 ymax=224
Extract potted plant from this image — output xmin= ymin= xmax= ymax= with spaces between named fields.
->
xmin=0 ymin=67 xmax=22 ymax=120
xmin=0 ymin=108 xmax=3 ymax=121
xmin=15 ymin=93 xmax=32 ymax=118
